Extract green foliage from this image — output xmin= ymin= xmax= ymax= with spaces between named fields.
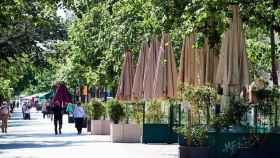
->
xmin=176 ymin=125 xmax=208 ymax=146
xmin=211 ymin=99 xmax=250 ymax=129
xmin=226 ymin=100 xmax=250 ymax=125
xmin=2 ymin=0 xmax=279 ymax=101
xmin=246 ymin=28 xmax=272 ymax=79
xmin=210 ymin=115 xmax=231 ymax=129
xmin=182 ymin=0 xmax=229 ymax=49
xmin=0 ymin=0 xmax=66 ymax=60
xmin=0 ymin=78 xmax=13 ymax=103
xmin=182 ymin=85 xmax=218 ymax=125
xmin=83 ymin=99 xmax=105 ymax=120
xmin=132 ymin=101 xmax=144 ymax=124
xmin=106 ymin=99 xmax=125 ymax=124
xmin=145 ymin=100 xmax=165 ymax=123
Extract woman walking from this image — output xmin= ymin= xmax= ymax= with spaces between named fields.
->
xmin=52 ymin=101 xmax=63 ymax=135
xmin=73 ymin=102 xmax=85 ymax=135
xmin=0 ymin=102 xmax=10 ymax=133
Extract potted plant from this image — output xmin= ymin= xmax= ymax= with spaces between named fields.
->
xmin=177 ymin=125 xmax=209 ymax=158
xmin=175 ymin=85 xmax=218 ymax=157
xmin=142 ymin=100 xmax=179 ymax=144
xmin=88 ymin=99 xmax=110 ymax=135
xmin=107 ymin=100 xmax=142 ymax=143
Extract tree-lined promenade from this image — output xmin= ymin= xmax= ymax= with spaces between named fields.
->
xmin=1 ymin=1 xmax=280 ymax=158
xmin=1 ymin=0 xmax=279 ymax=99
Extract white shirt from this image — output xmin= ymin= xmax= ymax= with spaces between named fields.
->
xmin=73 ymin=105 xmax=85 ymax=118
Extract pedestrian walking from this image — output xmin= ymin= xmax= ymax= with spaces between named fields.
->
xmin=23 ymin=105 xmax=31 ymax=120
xmin=0 ymin=102 xmax=10 ymax=133
xmin=66 ymin=103 xmax=75 ymax=123
xmin=22 ymin=103 xmax=27 ymax=119
xmin=42 ymin=102 xmax=47 ymax=119
xmin=73 ymin=102 xmax=85 ymax=135
xmin=46 ymin=101 xmax=52 ymax=120
xmin=52 ymin=101 xmax=63 ymax=135
xmin=51 ymin=82 xmax=72 ymax=134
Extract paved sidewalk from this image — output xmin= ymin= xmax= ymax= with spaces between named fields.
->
xmin=0 ymin=108 xmax=178 ymax=158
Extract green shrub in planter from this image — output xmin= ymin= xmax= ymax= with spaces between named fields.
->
xmin=83 ymin=99 xmax=105 ymax=120
xmin=145 ymin=100 xmax=165 ymax=123
xmin=176 ymin=125 xmax=208 ymax=146
xmin=132 ymin=101 xmax=144 ymax=124
xmin=107 ymin=100 xmax=125 ymax=124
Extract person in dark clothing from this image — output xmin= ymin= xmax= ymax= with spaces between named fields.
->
xmin=52 ymin=102 xmax=63 ymax=135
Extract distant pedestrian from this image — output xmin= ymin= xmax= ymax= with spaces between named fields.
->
xmin=0 ymin=102 xmax=10 ymax=133
xmin=66 ymin=103 xmax=75 ymax=123
xmin=46 ymin=102 xmax=52 ymax=120
xmin=42 ymin=102 xmax=47 ymax=119
xmin=10 ymin=101 xmax=15 ymax=113
xmin=73 ymin=102 xmax=85 ymax=135
xmin=52 ymin=101 xmax=63 ymax=135
xmin=23 ymin=105 xmax=31 ymax=120
xmin=22 ymin=103 xmax=27 ymax=119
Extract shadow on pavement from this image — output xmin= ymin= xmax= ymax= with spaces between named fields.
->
xmin=0 ymin=132 xmax=102 ymax=139
xmin=0 ymin=139 xmax=100 ymax=150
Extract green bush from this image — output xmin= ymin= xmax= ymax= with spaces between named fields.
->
xmin=132 ymin=101 xmax=144 ymax=124
xmin=83 ymin=99 xmax=105 ymax=120
xmin=145 ymin=100 xmax=165 ymax=123
xmin=106 ymin=99 xmax=125 ymax=124
xmin=0 ymin=79 xmax=12 ymax=103
xmin=176 ymin=125 xmax=208 ymax=146
xmin=210 ymin=99 xmax=250 ymax=129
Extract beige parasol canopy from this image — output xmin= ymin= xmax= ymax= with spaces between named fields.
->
xmin=153 ymin=33 xmax=177 ymax=99
xmin=178 ymin=33 xmax=219 ymax=86
xmin=116 ymin=51 xmax=135 ymax=101
xmin=132 ymin=42 xmax=150 ymax=100
xmin=143 ymin=36 xmax=161 ymax=100
xmin=215 ymin=5 xmax=249 ymax=96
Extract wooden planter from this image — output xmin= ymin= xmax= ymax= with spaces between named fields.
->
xmin=179 ymin=146 xmax=209 ymax=158
xmin=91 ymin=120 xmax=110 ymax=135
xmin=110 ymin=123 xmax=142 ymax=143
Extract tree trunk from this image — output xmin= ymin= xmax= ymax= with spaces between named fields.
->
xmin=270 ymin=27 xmax=278 ymax=85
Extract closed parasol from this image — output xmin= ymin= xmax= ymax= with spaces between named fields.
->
xmin=153 ymin=33 xmax=177 ymax=99
xmin=116 ymin=51 xmax=135 ymax=101
xmin=132 ymin=42 xmax=149 ymax=100
xmin=178 ymin=33 xmax=219 ymax=86
xmin=215 ymin=5 xmax=249 ymax=96
xmin=143 ymin=36 xmax=161 ymax=100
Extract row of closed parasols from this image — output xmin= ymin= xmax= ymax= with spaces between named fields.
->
xmin=116 ymin=6 xmax=249 ymax=102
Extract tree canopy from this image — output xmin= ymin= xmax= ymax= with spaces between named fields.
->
xmin=1 ymin=0 xmax=279 ymax=101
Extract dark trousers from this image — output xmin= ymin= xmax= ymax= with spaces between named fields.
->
xmin=54 ymin=114 xmax=62 ymax=133
xmin=43 ymin=112 xmax=46 ymax=119
xmin=52 ymin=106 xmax=63 ymax=134
xmin=74 ymin=118 xmax=84 ymax=134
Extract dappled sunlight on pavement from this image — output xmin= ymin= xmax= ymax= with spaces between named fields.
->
xmin=0 ymin=108 xmax=178 ymax=158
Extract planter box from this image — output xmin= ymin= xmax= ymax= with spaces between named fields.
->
xmin=178 ymin=135 xmax=188 ymax=146
xmin=110 ymin=123 xmax=142 ymax=143
xmin=179 ymin=146 xmax=209 ymax=158
xmin=91 ymin=120 xmax=110 ymax=135
xmin=142 ymin=124 xmax=178 ymax=144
